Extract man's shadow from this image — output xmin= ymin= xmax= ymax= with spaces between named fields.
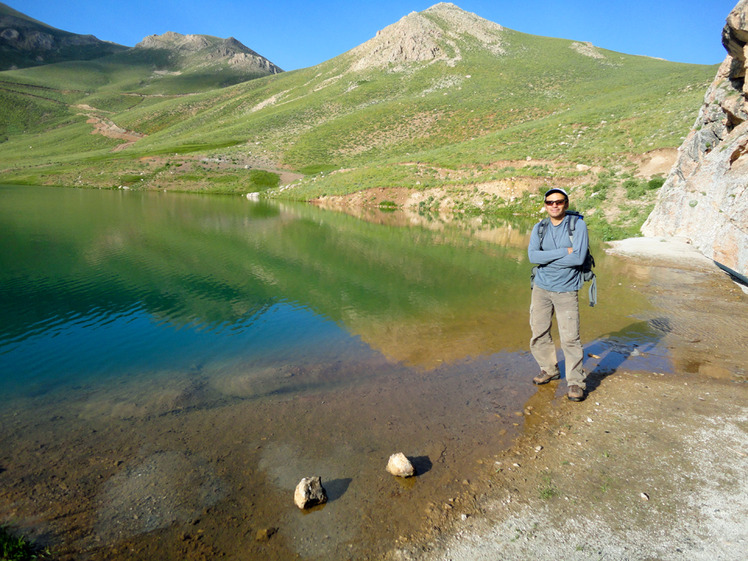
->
xmin=577 ymin=318 xmax=670 ymax=396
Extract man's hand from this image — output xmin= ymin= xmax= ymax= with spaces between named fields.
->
xmin=567 ymin=247 xmax=573 ymax=254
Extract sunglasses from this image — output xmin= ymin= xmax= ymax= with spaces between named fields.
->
xmin=545 ymin=199 xmax=567 ymax=206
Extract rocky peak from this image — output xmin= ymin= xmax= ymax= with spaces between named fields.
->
xmin=424 ymin=2 xmax=504 ymax=52
xmin=642 ymin=0 xmax=748 ymax=281
xmin=134 ymin=32 xmax=282 ymax=74
xmin=136 ymin=31 xmax=211 ymax=51
xmin=348 ymin=2 xmax=504 ymax=72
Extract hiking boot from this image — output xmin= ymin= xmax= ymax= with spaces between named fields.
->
xmin=533 ymin=370 xmax=560 ymax=385
xmin=567 ymin=385 xmax=585 ymax=402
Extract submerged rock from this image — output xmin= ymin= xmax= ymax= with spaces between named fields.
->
xmin=255 ymin=527 xmax=278 ymax=541
xmin=293 ymin=476 xmax=328 ymax=509
xmin=386 ymin=452 xmax=415 ymax=477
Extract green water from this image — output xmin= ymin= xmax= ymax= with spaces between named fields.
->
xmin=0 ymin=185 xmax=669 ymax=559
xmin=0 ymin=185 xmax=520 ymax=390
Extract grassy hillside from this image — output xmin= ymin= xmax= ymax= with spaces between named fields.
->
xmin=0 ymin=4 xmax=718 ymax=237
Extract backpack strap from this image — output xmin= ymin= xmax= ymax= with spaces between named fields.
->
xmin=564 ymin=211 xmax=597 ymax=307
xmin=588 ymin=274 xmax=597 ymax=307
xmin=539 ymin=212 xmax=581 ymax=246
xmin=531 ymin=218 xmax=549 ymax=289
xmin=565 ymin=211 xmax=582 ymax=242
xmin=537 ymin=217 xmax=549 ymax=248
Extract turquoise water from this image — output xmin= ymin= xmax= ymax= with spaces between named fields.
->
xmin=0 ymin=185 xmax=671 ymax=560
xmin=0 ymin=187 xmax=381 ymax=398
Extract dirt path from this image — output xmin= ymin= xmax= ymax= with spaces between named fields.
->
xmin=75 ymin=105 xmax=147 ymax=151
xmin=390 ymin=238 xmax=748 ymax=561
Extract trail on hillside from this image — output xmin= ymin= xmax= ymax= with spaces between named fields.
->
xmin=75 ymin=104 xmax=147 ymax=152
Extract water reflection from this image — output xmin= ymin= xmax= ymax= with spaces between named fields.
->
xmin=0 ymin=185 xmax=657 ymax=396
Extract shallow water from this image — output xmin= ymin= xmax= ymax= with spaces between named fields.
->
xmin=0 ymin=185 xmax=673 ymax=559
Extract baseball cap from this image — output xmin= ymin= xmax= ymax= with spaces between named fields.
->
xmin=544 ymin=188 xmax=568 ymax=199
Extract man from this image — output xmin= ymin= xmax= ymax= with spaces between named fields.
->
xmin=527 ymin=188 xmax=588 ymax=402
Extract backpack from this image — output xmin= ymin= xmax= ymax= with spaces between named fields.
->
xmin=531 ymin=211 xmax=597 ymax=307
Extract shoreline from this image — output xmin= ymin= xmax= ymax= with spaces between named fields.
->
xmin=391 ymin=236 xmax=748 ymax=561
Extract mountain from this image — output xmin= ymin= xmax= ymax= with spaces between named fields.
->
xmin=0 ymin=3 xmax=719 ymax=238
xmin=131 ymin=31 xmax=282 ymax=76
xmin=0 ymin=4 xmax=282 ymax=93
xmin=0 ymin=2 xmax=127 ymax=70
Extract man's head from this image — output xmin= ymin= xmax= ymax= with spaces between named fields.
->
xmin=543 ymin=188 xmax=569 ymax=221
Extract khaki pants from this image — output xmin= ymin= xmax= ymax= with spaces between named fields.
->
xmin=529 ymin=286 xmax=586 ymax=389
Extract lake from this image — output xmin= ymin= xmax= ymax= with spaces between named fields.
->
xmin=0 ymin=185 xmax=670 ymax=560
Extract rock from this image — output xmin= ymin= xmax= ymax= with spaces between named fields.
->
xmin=293 ymin=476 xmax=327 ymax=509
xmin=255 ymin=527 xmax=278 ymax=541
xmin=386 ymin=452 xmax=415 ymax=477
xmin=642 ymin=0 xmax=748 ymax=280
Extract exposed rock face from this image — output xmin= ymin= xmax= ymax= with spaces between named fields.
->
xmin=570 ymin=41 xmax=605 ymax=60
xmin=135 ymin=32 xmax=282 ymax=74
xmin=642 ymin=0 xmax=748 ymax=278
xmin=348 ymin=3 xmax=504 ymax=72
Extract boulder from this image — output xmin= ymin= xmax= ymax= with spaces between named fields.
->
xmin=386 ymin=452 xmax=415 ymax=477
xmin=293 ymin=476 xmax=328 ymax=510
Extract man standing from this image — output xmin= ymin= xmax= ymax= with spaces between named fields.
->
xmin=527 ymin=188 xmax=588 ymax=402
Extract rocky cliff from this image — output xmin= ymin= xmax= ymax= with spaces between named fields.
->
xmin=642 ymin=0 xmax=748 ymax=279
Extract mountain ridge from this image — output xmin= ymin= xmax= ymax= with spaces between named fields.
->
xmin=0 ymin=3 xmax=282 ymax=80
xmin=0 ymin=1 xmax=127 ymax=70
xmin=133 ymin=31 xmax=283 ymax=75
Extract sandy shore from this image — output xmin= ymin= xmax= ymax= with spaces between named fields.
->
xmin=390 ymin=237 xmax=748 ymax=561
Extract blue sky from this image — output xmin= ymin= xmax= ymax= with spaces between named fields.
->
xmin=13 ymin=0 xmax=737 ymax=70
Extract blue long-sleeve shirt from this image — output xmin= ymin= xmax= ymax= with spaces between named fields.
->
xmin=528 ymin=213 xmax=589 ymax=292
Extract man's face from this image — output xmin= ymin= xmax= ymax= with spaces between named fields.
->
xmin=544 ymin=193 xmax=568 ymax=220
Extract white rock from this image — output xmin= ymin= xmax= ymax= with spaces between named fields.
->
xmin=293 ymin=476 xmax=327 ymax=509
xmin=386 ymin=452 xmax=415 ymax=477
